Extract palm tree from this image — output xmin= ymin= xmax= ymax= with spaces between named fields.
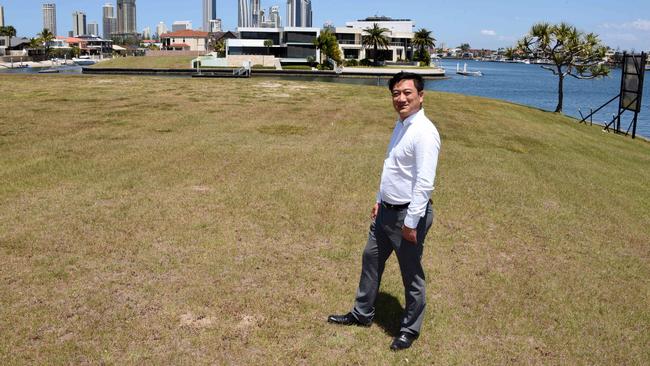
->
xmin=38 ymin=28 xmax=55 ymax=59
xmin=362 ymin=23 xmax=390 ymax=66
xmin=264 ymin=39 xmax=273 ymax=55
xmin=0 ymin=26 xmax=17 ymax=56
xmin=313 ymin=30 xmax=331 ymax=64
xmin=412 ymin=28 xmax=436 ymax=64
xmin=516 ymin=22 xmax=609 ymax=113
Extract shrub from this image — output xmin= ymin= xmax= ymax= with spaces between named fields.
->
xmin=343 ymin=59 xmax=359 ymax=67
xmin=359 ymin=58 xmax=372 ymax=67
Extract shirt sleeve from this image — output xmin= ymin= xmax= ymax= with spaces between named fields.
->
xmin=404 ymin=129 xmax=441 ymax=229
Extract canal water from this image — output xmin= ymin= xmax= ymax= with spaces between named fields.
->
xmin=429 ymin=59 xmax=650 ymax=138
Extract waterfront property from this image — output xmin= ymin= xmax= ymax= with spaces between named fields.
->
xmin=335 ymin=16 xmax=416 ymax=62
xmin=227 ymin=26 xmax=321 ymax=66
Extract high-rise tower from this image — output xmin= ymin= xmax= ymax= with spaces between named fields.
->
xmin=203 ymin=0 xmax=217 ymax=32
xmin=42 ymin=3 xmax=57 ymax=35
xmin=269 ymin=6 xmax=281 ymax=27
xmin=103 ymin=3 xmax=117 ymax=39
xmin=251 ymin=0 xmax=261 ymax=27
xmin=302 ymin=0 xmax=312 ymax=27
xmin=117 ymin=0 xmax=137 ymax=34
xmin=72 ymin=11 xmax=87 ymax=37
xmin=0 ymin=6 xmax=5 ymax=27
xmin=287 ymin=0 xmax=312 ymax=27
xmin=238 ymin=0 xmax=250 ymax=27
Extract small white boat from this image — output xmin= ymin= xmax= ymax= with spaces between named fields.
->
xmin=72 ymin=56 xmax=97 ymax=65
xmin=38 ymin=68 xmax=60 ymax=74
xmin=456 ymin=63 xmax=483 ymax=77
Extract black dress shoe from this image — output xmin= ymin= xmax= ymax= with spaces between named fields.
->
xmin=390 ymin=332 xmax=418 ymax=351
xmin=327 ymin=312 xmax=371 ymax=327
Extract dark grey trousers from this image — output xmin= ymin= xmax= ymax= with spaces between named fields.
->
xmin=351 ymin=202 xmax=434 ymax=336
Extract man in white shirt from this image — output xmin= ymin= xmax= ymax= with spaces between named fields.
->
xmin=328 ymin=72 xmax=441 ymax=351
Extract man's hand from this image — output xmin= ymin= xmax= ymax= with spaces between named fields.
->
xmin=371 ymin=203 xmax=379 ymax=220
xmin=402 ymin=226 xmax=417 ymax=243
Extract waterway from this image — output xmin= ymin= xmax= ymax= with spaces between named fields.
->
xmin=430 ymin=59 xmax=650 ymax=138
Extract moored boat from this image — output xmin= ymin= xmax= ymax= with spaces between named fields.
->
xmin=72 ymin=56 xmax=97 ymax=65
xmin=456 ymin=63 xmax=483 ymax=77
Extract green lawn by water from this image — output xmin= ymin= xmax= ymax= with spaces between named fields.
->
xmin=0 ymin=74 xmax=648 ymax=364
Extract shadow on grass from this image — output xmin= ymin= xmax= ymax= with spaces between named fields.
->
xmin=374 ymin=291 xmax=403 ymax=337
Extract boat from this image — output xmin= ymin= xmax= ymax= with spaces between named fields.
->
xmin=38 ymin=68 xmax=60 ymax=74
xmin=72 ymin=56 xmax=97 ymax=65
xmin=456 ymin=63 xmax=483 ymax=77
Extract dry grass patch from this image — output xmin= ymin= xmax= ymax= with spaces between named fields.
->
xmin=0 ymin=74 xmax=648 ymax=365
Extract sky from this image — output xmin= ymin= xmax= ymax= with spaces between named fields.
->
xmin=2 ymin=0 xmax=650 ymax=50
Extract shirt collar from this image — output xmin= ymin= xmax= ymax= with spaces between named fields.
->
xmin=398 ymin=108 xmax=424 ymax=127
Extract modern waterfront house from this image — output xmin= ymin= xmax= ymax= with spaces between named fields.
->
xmin=226 ymin=26 xmax=320 ymax=66
xmin=333 ymin=16 xmax=416 ymax=63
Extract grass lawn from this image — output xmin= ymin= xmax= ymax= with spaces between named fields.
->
xmin=93 ymin=56 xmax=197 ymax=69
xmin=0 ymin=75 xmax=648 ymax=364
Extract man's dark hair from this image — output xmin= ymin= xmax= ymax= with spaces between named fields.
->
xmin=388 ymin=72 xmax=424 ymax=92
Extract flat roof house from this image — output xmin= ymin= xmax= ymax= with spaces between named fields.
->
xmin=334 ymin=16 xmax=416 ymax=63
xmin=226 ymin=26 xmax=321 ymax=66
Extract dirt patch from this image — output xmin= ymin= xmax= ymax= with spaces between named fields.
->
xmin=179 ymin=312 xmax=216 ymax=329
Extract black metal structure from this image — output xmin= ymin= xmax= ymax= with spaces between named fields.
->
xmin=580 ymin=52 xmax=646 ymax=139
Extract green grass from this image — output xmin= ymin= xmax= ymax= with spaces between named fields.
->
xmin=0 ymin=75 xmax=648 ymax=365
xmin=93 ymin=56 xmax=197 ymax=69
xmin=282 ymin=65 xmax=313 ymax=70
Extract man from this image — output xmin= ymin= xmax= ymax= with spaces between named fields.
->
xmin=327 ymin=72 xmax=441 ymax=351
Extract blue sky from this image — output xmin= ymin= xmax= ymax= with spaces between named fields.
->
xmin=3 ymin=0 xmax=650 ymax=50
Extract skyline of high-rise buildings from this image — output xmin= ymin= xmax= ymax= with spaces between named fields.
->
xmin=17 ymin=0 xmax=312 ymax=39
xmin=42 ymin=3 xmax=57 ymax=35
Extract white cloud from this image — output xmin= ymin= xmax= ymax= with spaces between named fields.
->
xmin=481 ymin=29 xmax=497 ymax=36
xmin=630 ymin=19 xmax=650 ymax=31
xmin=602 ymin=19 xmax=650 ymax=31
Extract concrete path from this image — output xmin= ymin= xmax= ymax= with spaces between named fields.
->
xmin=341 ymin=67 xmax=446 ymax=76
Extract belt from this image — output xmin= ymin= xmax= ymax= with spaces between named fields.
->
xmin=382 ymin=201 xmax=410 ymax=210
xmin=381 ymin=199 xmax=433 ymax=210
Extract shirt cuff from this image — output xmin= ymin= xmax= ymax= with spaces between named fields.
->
xmin=403 ymin=214 xmax=420 ymax=229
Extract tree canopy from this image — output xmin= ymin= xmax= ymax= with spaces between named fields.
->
xmin=412 ymin=28 xmax=436 ymax=65
xmin=515 ymin=22 xmax=609 ymax=113
xmin=313 ymin=29 xmax=342 ymax=67
xmin=362 ymin=23 xmax=390 ymax=66
xmin=0 ymin=25 xmax=17 ymax=37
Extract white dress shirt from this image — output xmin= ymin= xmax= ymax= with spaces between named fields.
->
xmin=376 ymin=108 xmax=441 ymax=229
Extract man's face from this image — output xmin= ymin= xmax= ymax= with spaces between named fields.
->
xmin=391 ymin=79 xmax=424 ymax=120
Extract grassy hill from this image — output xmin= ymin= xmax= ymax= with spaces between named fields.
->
xmin=0 ymin=75 xmax=648 ymax=364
